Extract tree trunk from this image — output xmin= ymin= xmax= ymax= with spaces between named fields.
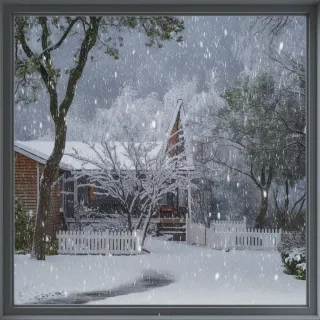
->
xmin=127 ymin=212 xmax=132 ymax=232
xmin=134 ymin=201 xmax=150 ymax=230
xmin=255 ymin=188 xmax=269 ymax=228
xmin=27 ymin=18 xmax=101 ymax=260
xmin=284 ymin=179 xmax=289 ymax=214
xmin=141 ymin=206 xmax=154 ymax=248
xmin=255 ymin=165 xmax=272 ymax=229
xmin=32 ymin=119 xmax=67 ymax=260
xmin=134 ymin=212 xmax=144 ymax=230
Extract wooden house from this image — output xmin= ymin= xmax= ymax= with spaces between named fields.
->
xmin=14 ymin=100 xmax=194 ymax=238
xmin=153 ymin=100 xmax=194 ymax=239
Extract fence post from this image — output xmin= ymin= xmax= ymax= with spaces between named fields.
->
xmin=186 ymin=215 xmax=189 ymax=244
xmin=106 ymin=229 xmax=109 ymax=253
xmin=135 ymin=230 xmax=142 ymax=254
xmin=277 ymin=228 xmax=282 ymax=249
xmin=204 ymin=224 xmax=207 ymax=246
xmin=57 ymin=230 xmax=60 ymax=254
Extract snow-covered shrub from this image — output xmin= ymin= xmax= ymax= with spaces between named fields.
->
xmin=277 ymin=230 xmax=305 ymax=260
xmin=46 ymin=239 xmax=59 ymax=255
xmin=283 ymin=247 xmax=306 ymax=276
xmin=79 ymin=214 xmax=128 ymax=232
xmin=73 ymin=202 xmax=101 ymax=220
xmin=278 ymin=230 xmax=306 ymax=280
xmin=14 ymin=199 xmax=35 ymax=254
xmin=296 ymin=263 xmax=306 ymax=280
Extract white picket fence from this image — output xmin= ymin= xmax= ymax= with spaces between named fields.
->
xmin=56 ymin=230 xmax=143 ymax=255
xmin=187 ymin=221 xmax=282 ymax=251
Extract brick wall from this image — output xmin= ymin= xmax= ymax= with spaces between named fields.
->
xmin=15 ymin=152 xmax=38 ymax=215
xmin=14 ymin=151 xmax=63 ymax=236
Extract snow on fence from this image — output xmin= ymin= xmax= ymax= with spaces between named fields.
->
xmin=56 ymin=230 xmax=143 ymax=255
xmin=186 ymin=221 xmax=282 ymax=251
xmin=211 ymin=220 xmax=247 ymax=232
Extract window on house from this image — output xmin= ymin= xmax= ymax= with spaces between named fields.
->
xmin=158 ymin=193 xmax=168 ymax=205
xmin=178 ymin=189 xmax=188 ymax=207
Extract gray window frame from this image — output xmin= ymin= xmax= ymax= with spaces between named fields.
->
xmin=1 ymin=1 xmax=318 ymax=319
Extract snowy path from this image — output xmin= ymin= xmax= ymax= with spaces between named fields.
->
xmin=14 ymin=238 xmax=306 ymax=305
xmin=31 ymin=270 xmax=174 ymax=304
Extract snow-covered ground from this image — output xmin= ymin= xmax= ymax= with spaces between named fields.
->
xmin=14 ymin=238 xmax=306 ymax=305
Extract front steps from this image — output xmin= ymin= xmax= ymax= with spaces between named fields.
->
xmin=157 ymin=222 xmax=186 ymax=241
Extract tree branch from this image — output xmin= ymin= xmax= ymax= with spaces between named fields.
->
xmin=277 ymin=112 xmax=306 ymax=136
xmin=290 ymin=192 xmax=306 ymax=215
xmin=59 ymin=17 xmax=101 ymax=118
xmin=39 ymin=17 xmax=82 ymax=59
xmin=16 ymin=17 xmax=59 ymax=121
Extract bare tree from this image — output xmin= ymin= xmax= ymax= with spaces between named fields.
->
xmin=137 ymin=149 xmax=192 ymax=246
xmin=70 ymin=137 xmax=159 ymax=232
xmin=249 ymin=16 xmax=294 ymax=44
xmin=68 ymin=132 xmax=192 ymax=247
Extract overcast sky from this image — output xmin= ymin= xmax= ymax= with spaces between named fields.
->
xmin=14 ymin=15 xmax=306 ymax=140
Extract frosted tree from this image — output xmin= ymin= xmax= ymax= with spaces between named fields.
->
xmin=185 ymin=88 xmax=225 ymax=224
xmin=68 ymin=126 xmax=192 ymax=245
xmin=86 ymin=79 xmax=199 ymax=145
xmin=267 ymin=59 xmax=306 ymax=230
xmin=234 ymin=16 xmax=305 ymax=73
xmin=230 ymin=16 xmax=306 ymax=228
xmin=86 ymin=86 xmax=165 ymax=142
xmin=248 ymin=17 xmax=306 ymax=227
xmin=212 ymin=72 xmax=305 ymax=228
xmin=134 ymin=145 xmax=193 ymax=247
xmin=69 ymin=133 xmax=161 ymax=232
xmin=15 ymin=15 xmax=184 ymax=259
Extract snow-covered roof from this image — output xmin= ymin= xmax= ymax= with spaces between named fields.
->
xmin=15 ymin=101 xmax=194 ymax=171
xmin=14 ymin=140 xmax=163 ymax=171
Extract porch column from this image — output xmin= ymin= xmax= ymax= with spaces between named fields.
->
xmin=187 ymin=185 xmax=192 ymax=219
xmin=187 ymin=184 xmax=192 ymax=243
xmin=36 ymin=162 xmax=40 ymax=214
xmin=74 ymin=177 xmax=78 ymax=205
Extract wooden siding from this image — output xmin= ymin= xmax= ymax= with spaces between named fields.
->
xmin=89 ymin=186 xmax=95 ymax=203
xmin=14 ymin=151 xmax=63 ymax=236
xmin=167 ymin=111 xmax=180 ymax=157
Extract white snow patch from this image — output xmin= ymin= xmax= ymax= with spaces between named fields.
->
xmin=14 ymin=239 xmax=306 ymax=305
xmin=150 ymin=120 xmax=156 ymax=129
xmin=279 ymin=42 xmax=284 ymax=52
